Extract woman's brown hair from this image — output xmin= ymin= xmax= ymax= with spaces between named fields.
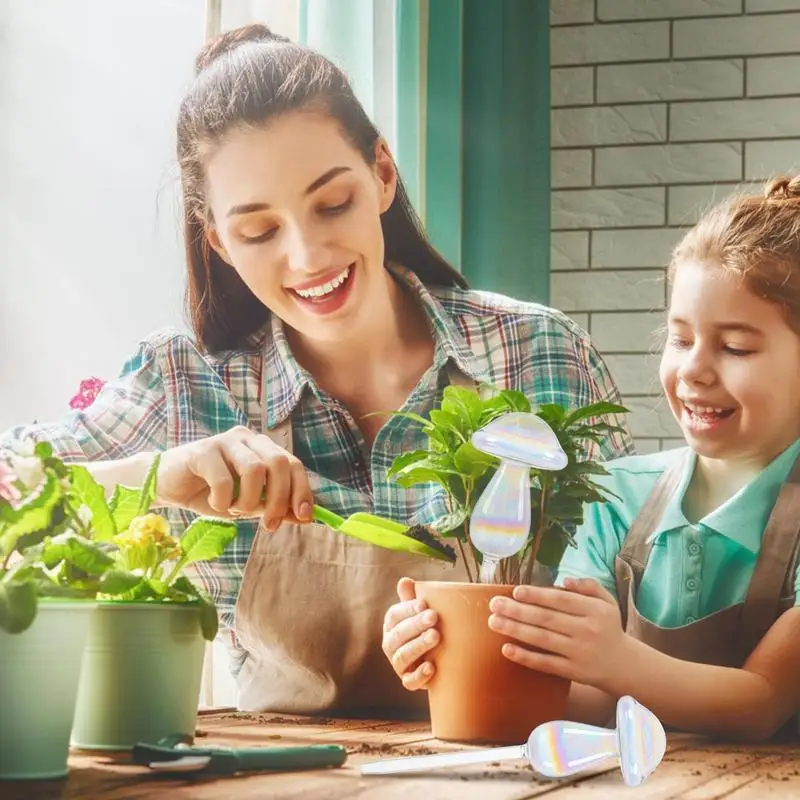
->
xmin=670 ymin=176 xmax=800 ymax=334
xmin=177 ymin=24 xmax=466 ymax=353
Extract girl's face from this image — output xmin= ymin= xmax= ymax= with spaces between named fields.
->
xmin=660 ymin=260 xmax=800 ymax=466
xmin=204 ymin=111 xmax=397 ymax=344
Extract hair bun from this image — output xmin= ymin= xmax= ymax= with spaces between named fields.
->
xmin=195 ymin=23 xmax=288 ymax=75
xmin=765 ymin=175 xmax=800 ymax=202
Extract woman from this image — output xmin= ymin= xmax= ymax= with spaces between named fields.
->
xmin=0 ymin=25 xmax=632 ymax=717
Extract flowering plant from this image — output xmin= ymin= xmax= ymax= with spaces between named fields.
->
xmin=69 ymin=377 xmax=106 ymax=411
xmin=0 ymin=443 xmax=236 ymax=637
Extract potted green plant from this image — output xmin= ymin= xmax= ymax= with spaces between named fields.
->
xmin=64 ymin=455 xmax=237 ymax=751
xmin=0 ymin=441 xmax=103 ymax=780
xmin=1 ymin=440 xmax=237 ymax=766
xmin=387 ymin=385 xmax=627 ymax=744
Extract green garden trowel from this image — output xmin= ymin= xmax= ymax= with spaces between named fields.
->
xmin=310 ymin=505 xmax=455 ymax=563
xmin=232 ymin=479 xmax=456 ymax=563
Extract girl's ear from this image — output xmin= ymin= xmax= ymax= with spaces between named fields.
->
xmin=374 ymin=139 xmax=398 ymax=214
xmin=206 ymin=226 xmax=234 ymax=266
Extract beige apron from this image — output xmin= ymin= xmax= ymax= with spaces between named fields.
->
xmin=232 ymin=367 xmax=473 ymax=716
xmin=615 ymin=451 xmax=800 ymax=669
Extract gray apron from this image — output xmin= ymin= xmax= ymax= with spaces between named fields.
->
xmin=616 ymin=451 xmax=800 ymax=669
xmin=232 ymin=364 xmax=473 ymax=715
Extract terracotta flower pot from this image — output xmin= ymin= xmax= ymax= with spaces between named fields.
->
xmin=415 ymin=581 xmax=571 ymax=744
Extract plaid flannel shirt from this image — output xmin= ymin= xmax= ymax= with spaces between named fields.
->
xmin=0 ymin=264 xmax=634 ymax=668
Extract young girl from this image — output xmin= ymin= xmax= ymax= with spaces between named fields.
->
xmin=384 ymin=177 xmax=800 ymax=741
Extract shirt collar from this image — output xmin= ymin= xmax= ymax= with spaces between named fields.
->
xmin=262 ymin=262 xmax=488 ymax=428
xmin=647 ymin=438 xmax=800 ymax=552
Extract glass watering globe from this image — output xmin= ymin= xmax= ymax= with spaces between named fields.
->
xmin=468 ymin=412 xmax=568 ymax=583
xmin=360 ymin=694 xmax=667 ymax=788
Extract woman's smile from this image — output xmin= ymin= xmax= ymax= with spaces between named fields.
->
xmin=286 ymin=263 xmax=357 ymax=315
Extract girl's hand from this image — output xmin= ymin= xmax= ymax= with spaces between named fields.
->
xmin=156 ymin=425 xmax=313 ymax=530
xmin=488 ymin=577 xmax=630 ymax=692
xmin=382 ymin=577 xmax=440 ymax=691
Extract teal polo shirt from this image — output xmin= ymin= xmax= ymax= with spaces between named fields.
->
xmin=555 ymin=438 xmax=800 ymax=628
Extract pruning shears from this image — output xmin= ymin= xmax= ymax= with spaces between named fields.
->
xmin=131 ymin=734 xmax=347 ymax=776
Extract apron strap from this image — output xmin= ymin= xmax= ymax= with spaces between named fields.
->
xmin=261 ymin=416 xmax=293 ymax=454
xmin=619 ymin=452 xmax=689 ymax=575
xmin=616 ymin=453 xmax=688 ymax=625
xmin=740 ymin=452 xmax=800 ymax=656
xmin=259 ymin=335 xmax=294 ymax=454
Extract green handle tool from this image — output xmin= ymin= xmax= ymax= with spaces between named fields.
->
xmin=132 ymin=737 xmax=347 ymax=775
xmin=231 ymin=479 xmax=456 ymax=562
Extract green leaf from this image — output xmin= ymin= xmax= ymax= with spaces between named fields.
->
xmin=43 ymin=457 xmax=68 ymax=479
xmin=429 ymin=409 xmax=468 ymax=444
xmin=441 ymin=386 xmax=483 ymax=429
xmin=564 ymin=401 xmax=628 ymax=427
xmin=0 ymin=579 xmax=38 ymax=633
xmin=429 ymin=505 xmax=469 ymax=535
xmin=34 ymin=441 xmax=53 ymax=460
xmin=169 ymin=577 xmax=218 ymax=641
xmin=109 ymin=485 xmax=144 ymax=533
xmin=453 ymin=442 xmax=496 ymax=479
xmin=179 ymin=519 xmax=238 ymax=566
xmin=41 ymin=533 xmax=115 ymax=576
xmin=127 ymin=580 xmax=162 ymax=601
xmin=499 ymin=389 xmax=531 ymax=413
xmin=393 ymin=467 xmax=453 ymax=490
xmin=197 ymin=592 xmax=219 ymax=640
xmin=388 ymin=411 xmax=434 ymax=430
xmin=571 ymin=461 xmax=611 ymax=477
xmin=386 ymin=451 xmax=430 ymax=477
xmin=0 ymin=473 xmax=63 ymax=556
xmin=98 ymin=569 xmax=144 ymax=596
xmin=168 ymin=576 xmax=198 ymax=599
xmin=544 ymin=492 xmax=585 ymax=523
xmin=68 ymin=465 xmax=116 ymax=541
xmin=534 ymin=524 xmax=572 ymax=567
xmin=478 ymin=395 xmax=517 ymax=425
xmin=535 ymin=404 xmax=568 ymax=428
xmin=138 ymin=454 xmax=161 ymax=515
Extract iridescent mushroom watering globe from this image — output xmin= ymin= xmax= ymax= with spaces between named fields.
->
xmin=360 ymin=694 xmax=668 ymax=788
xmin=469 ymin=412 xmax=568 ymax=583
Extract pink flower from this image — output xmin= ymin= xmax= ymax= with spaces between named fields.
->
xmin=69 ymin=377 xmax=106 ymax=411
xmin=0 ymin=458 xmax=21 ymax=505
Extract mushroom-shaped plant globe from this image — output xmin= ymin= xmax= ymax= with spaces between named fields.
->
xmin=469 ymin=412 xmax=568 ymax=583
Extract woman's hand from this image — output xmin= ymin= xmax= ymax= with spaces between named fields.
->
xmin=382 ymin=577 xmax=440 ymax=691
xmin=488 ymin=577 xmax=631 ymax=692
xmin=155 ymin=425 xmax=313 ymax=530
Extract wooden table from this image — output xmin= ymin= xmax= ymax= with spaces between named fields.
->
xmin=2 ymin=710 xmax=800 ymax=799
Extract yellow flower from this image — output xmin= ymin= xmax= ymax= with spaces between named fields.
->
xmin=127 ymin=513 xmax=171 ymax=544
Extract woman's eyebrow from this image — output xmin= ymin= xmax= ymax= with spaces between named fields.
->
xmin=305 ymin=166 xmax=351 ymax=195
xmin=226 ymin=166 xmax=352 ymax=218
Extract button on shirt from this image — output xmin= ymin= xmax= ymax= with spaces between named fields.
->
xmin=556 ymin=439 xmax=800 ymax=628
xmin=0 ymin=264 xmax=633 ymax=661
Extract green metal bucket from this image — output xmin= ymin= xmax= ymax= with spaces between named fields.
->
xmin=0 ymin=600 xmax=96 ymax=780
xmin=70 ymin=602 xmax=206 ymax=751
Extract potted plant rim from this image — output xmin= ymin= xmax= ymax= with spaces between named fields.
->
xmin=387 ymin=385 xmax=628 ymax=744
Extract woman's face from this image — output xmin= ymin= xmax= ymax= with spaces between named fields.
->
xmin=205 ymin=111 xmax=397 ymax=344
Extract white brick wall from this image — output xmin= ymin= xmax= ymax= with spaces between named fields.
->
xmin=549 ymin=0 xmax=800 ymax=452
